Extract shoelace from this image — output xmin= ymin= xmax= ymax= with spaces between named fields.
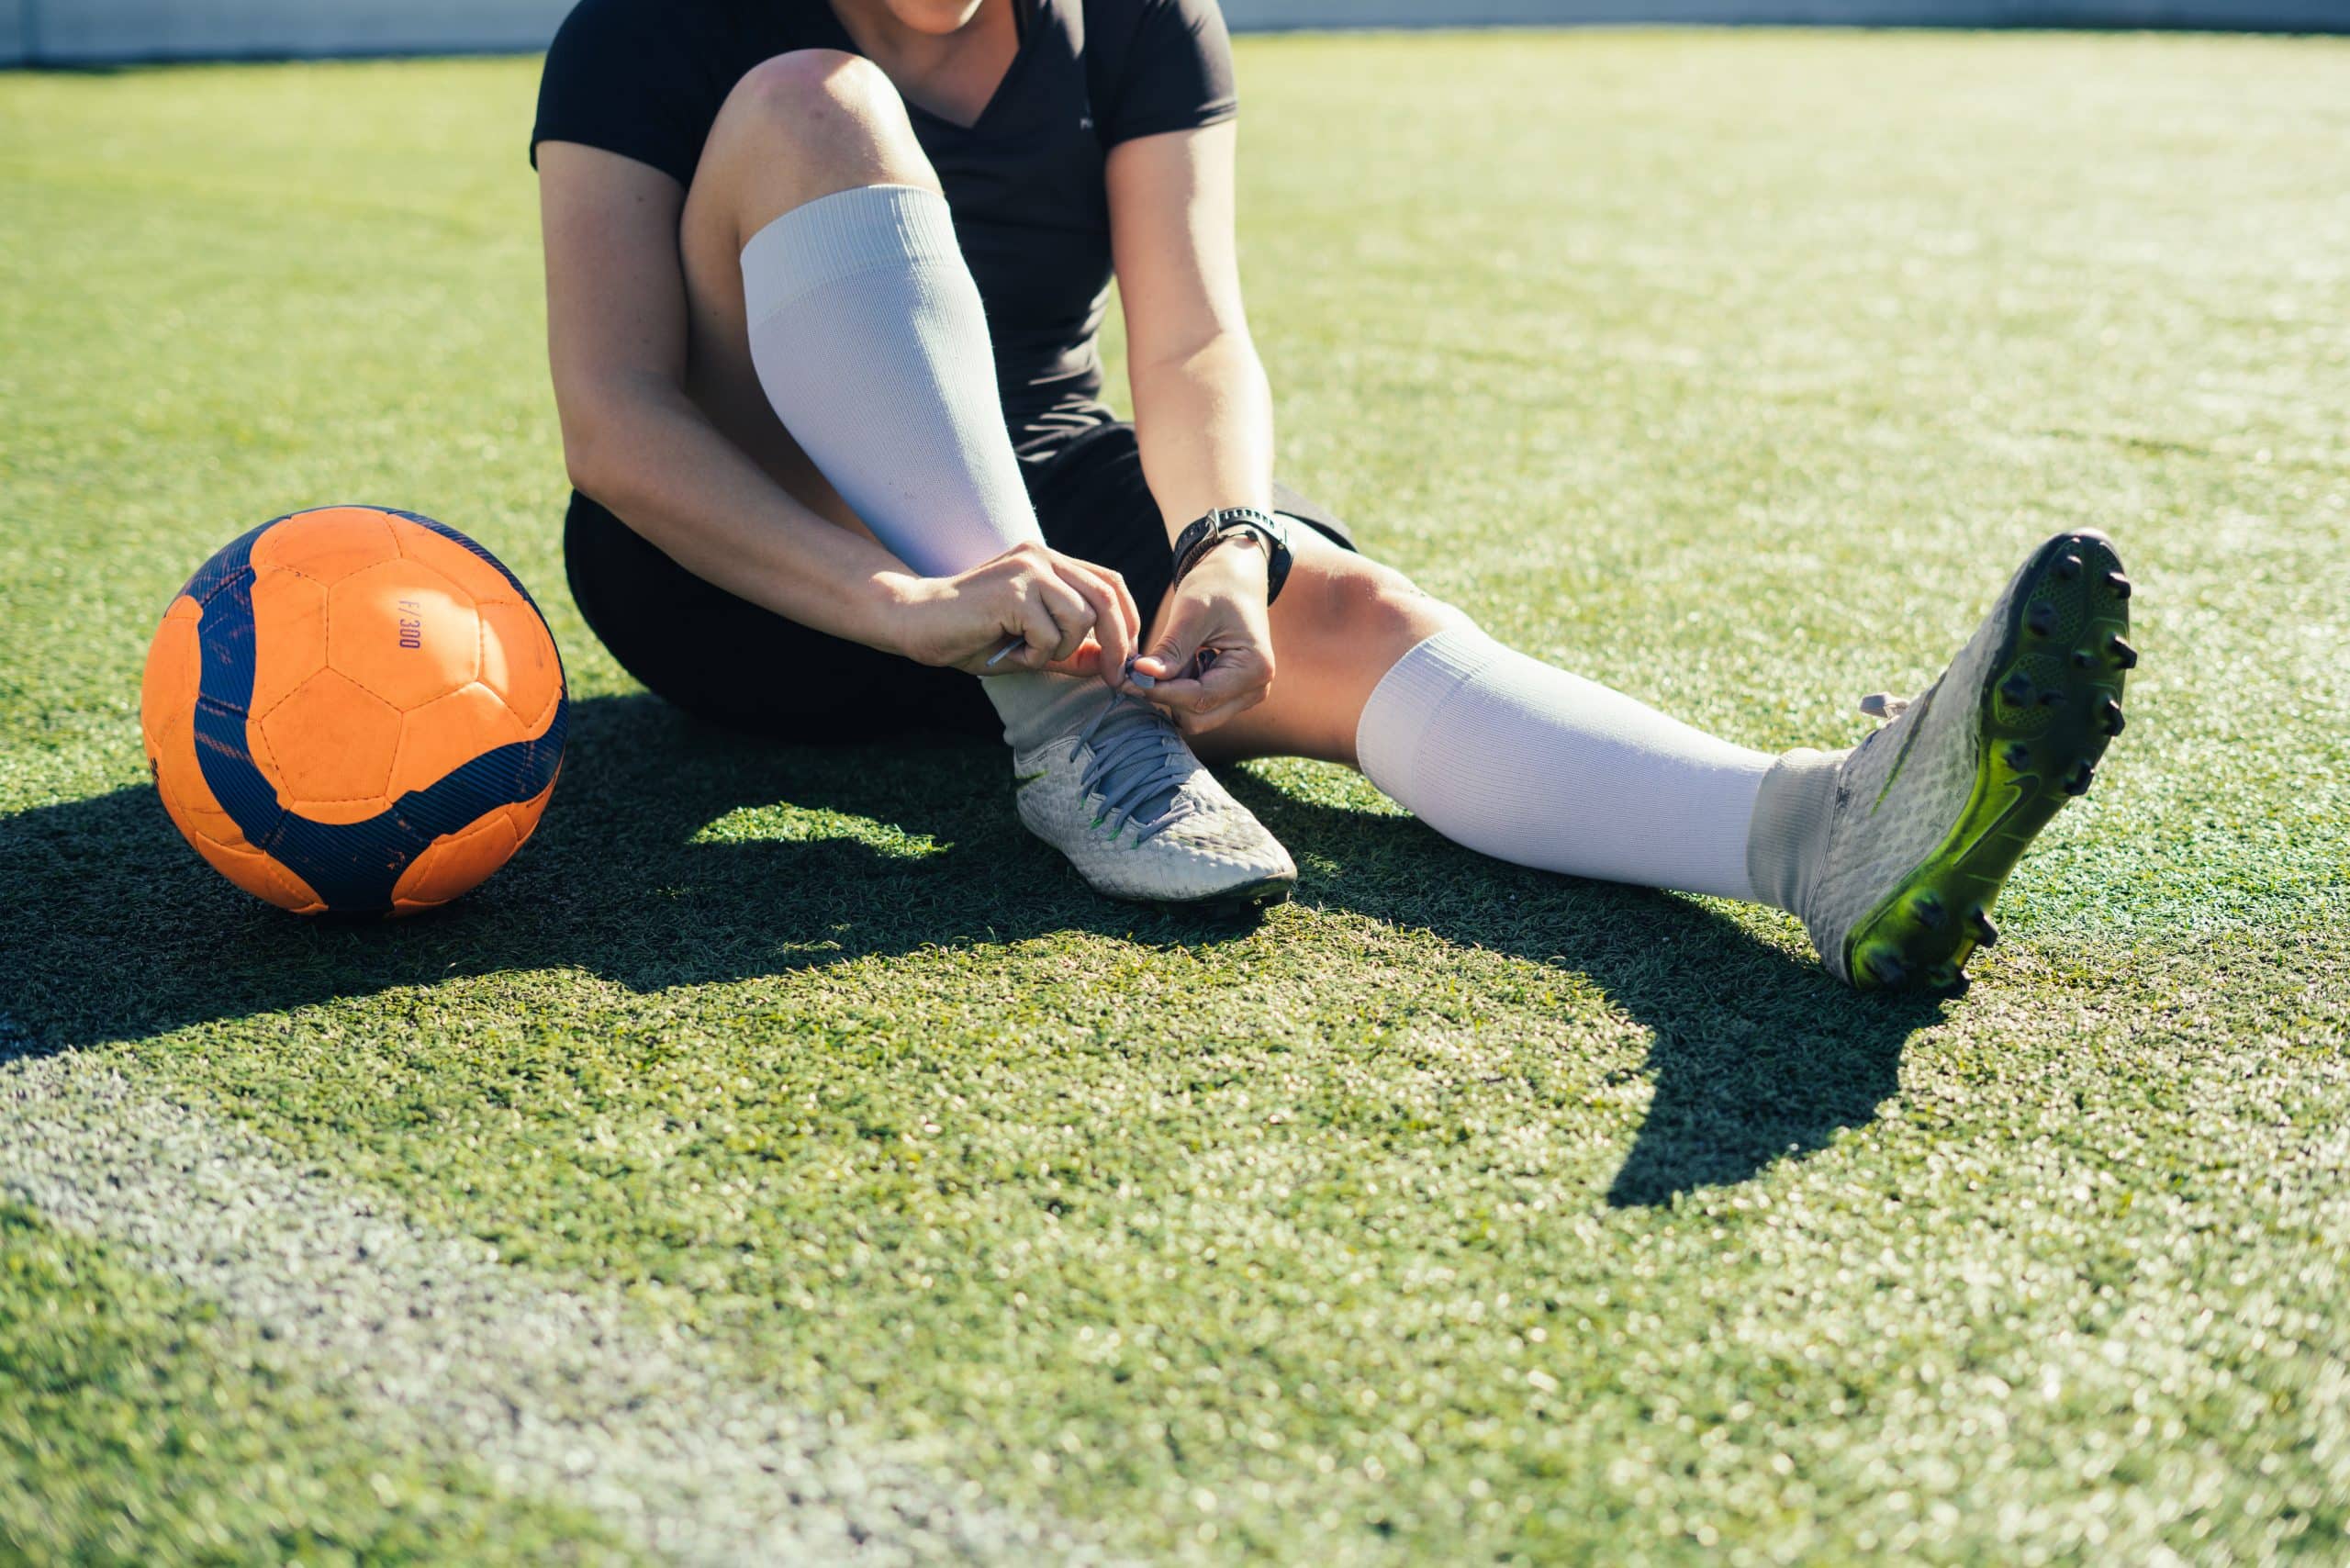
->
xmin=1858 ymin=692 xmax=1913 ymax=721
xmin=1077 ymin=696 xmax=1199 ymax=843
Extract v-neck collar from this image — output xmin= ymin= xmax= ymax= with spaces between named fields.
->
xmin=822 ymin=0 xmax=1042 ymax=138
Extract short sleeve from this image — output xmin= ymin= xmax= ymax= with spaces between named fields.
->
xmin=1094 ymin=0 xmax=1237 ymax=149
xmin=531 ymin=0 xmax=720 ymax=187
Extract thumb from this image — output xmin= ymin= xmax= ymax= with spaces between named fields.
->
xmin=1133 ymin=600 xmax=1205 ymax=682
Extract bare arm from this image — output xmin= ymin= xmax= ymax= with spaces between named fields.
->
xmin=1108 ymin=121 xmax=1274 ymax=534
xmin=1106 ymin=122 xmax=1278 ymax=728
xmin=538 ymin=140 xmax=924 ymax=651
xmin=539 ymin=141 xmax=1133 ymax=676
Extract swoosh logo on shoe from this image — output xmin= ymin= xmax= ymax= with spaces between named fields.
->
xmin=1869 ymin=685 xmax=1937 ymax=813
xmin=1013 ymin=770 xmax=1047 ymax=792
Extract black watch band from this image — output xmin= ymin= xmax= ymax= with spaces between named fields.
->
xmin=1171 ymin=506 xmax=1294 ymax=605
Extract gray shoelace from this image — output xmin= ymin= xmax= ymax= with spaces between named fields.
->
xmin=1077 ymin=696 xmax=1199 ymax=843
xmin=1858 ymin=691 xmax=1913 ymax=721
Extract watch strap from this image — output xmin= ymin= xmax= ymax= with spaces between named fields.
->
xmin=1172 ymin=506 xmax=1294 ymax=605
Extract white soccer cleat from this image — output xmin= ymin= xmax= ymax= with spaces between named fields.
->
xmin=1012 ymin=695 xmax=1296 ymax=908
xmin=1750 ymin=529 xmax=2135 ymax=990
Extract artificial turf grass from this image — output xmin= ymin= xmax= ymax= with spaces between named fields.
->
xmin=5 ymin=28 xmax=2350 ymax=1564
xmin=11 ymin=703 xmax=2349 ymax=1561
xmin=0 ymin=1204 xmax=637 ymax=1568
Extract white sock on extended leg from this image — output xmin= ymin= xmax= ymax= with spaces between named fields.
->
xmin=1355 ymin=625 xmax=1774 ymax=902
xmin=739 ymin=183 xmax=1100 ymax=747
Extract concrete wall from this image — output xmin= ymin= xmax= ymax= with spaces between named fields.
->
xmin=3 ymin=0 xmax=2344 ymax=65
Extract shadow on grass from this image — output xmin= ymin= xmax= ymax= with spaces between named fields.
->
xmin=6 ymin=692 xmax=1944 ymax=1206
xmin=3 ymin=694 xmax=1221 ymax=1056
xmin=1223 ymin=776 xmax=1950 ymax=1207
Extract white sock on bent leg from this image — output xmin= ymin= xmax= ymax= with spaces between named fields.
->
xmin=1354 ymin=626 xmax=1774 ymax=902
xmin=738 ymin=182 xmax=1099 ymax=747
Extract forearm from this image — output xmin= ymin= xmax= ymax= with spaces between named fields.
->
xmin=1128 ymin=333 xmax=1274 ymax=538
xmin=562 ymin=378 xmax=918 ymax=654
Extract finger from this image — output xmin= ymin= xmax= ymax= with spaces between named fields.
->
xmin=1187 ymin=682 xmax=1270 ymax=734
xmin=1005 ymin=584 xmax=1063 ymax=671
xmin=1052 ymin=563 xmax=1130 ymax=678
xmin=1076 ymin=565 xmax=1138 ymax=678
xmin=1149 ymin=648 xmax=1266 ymax=713
xmin=1039 ymin=636 xmax=1104 ymax=678
xmin=1035 ymin=575 xmax=1095 ymax=663
xmin=1133 ymin=603 xmax=1205 ymax=683
xmin=1146 ymin=655 xmax=1252 ymax=710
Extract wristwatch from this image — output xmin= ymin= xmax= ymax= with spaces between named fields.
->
xmin=1171 ymin=506 xmax=1294 ymax=605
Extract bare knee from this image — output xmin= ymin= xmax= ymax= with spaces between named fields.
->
xmin=701 ymin=50 xmax=934 ymax=230
xmin=1286 ymin=554 xmax=1460 ymax=666
xmin=727 ymin=50 xmax=906 ymax=141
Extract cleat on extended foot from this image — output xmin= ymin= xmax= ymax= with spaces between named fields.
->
xmin=1751 ymin=529 xmax=2132 ymax=990
xmin=2109 ymin=635 xmax=2138 ymax=670
xmin=2105 ymin=570 xmax=2133 ymax=599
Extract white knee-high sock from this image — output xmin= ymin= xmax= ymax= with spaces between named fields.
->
xmin=739 ymin=183 xmax=1097 ymax=745
xmin=1355 ymin=626 xmax=1772 ymax=902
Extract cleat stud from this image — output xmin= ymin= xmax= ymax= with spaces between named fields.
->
xmin=1970 ymin=909 xmax=1999 ymax=947
xmin=1999 ymin=673 xmax=2033 ymax=704
xmin=2054 ymin=554 xmax=2083 ymax=580
xmin=2104 ymin=570 xmax=2132 ymax=600
xmin=1912 ymin=893 xmax=1947 ymax=930
xmin=2039 ymin=688 xmax=2065 ymax=708
xmin=2002 ymin=742 xmax=2031 ymax=769
xmin=2109 ymin=636 xmax=2138 ymax=670
xmin=2071 ymin=647 xmax=2095 ymax=669
xmin=2026 ymin=602 xmax=2058 ymax=637
xmin=2100 ymin=699 xmax=2126 ymax=736
xmin=2064 ymin=761 xmax=2096 ymax=796
xmin=1863 ymin=950 xmax=1908 ymax=987
xmin=1928 ymin=963 xmax=1959 ymax=989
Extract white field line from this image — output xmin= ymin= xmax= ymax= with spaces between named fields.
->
xmin=0 ymin=1025 xmax=1089 ymax=1566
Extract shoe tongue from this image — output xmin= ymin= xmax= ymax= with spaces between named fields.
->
xmin=1087 ymin=700 xmax=1190 ymax=826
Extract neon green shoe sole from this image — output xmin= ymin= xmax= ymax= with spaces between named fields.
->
xmin=1843 ymin=531 xmax=2136 ymax=991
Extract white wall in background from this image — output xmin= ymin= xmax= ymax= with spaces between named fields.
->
xmin=4 ymin=0 xmax=2344 ymax=66
xmin=5 ymin=0 xmax=572 ymax=64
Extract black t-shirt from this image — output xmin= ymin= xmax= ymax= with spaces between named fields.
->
xmin=532 ymin=0 xmax=1237 ymax=434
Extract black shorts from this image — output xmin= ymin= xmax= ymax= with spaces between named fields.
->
xmin=565 ymin=419 xmax=1357 ymax=742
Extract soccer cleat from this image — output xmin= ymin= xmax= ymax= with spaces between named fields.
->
xmin=1752 ymin=530 xmax=2134 ymax=990
xmin=1011 ymin=695 xmax=1296 ymax=908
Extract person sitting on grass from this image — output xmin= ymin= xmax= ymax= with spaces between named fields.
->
xmin=531 ymin=0 xmax=2136 ymax=988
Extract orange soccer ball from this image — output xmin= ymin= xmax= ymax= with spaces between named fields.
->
xmin=140 ymin=506 xmax=567 ymax=916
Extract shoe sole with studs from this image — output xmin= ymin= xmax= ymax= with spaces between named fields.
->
xmin=1844 ymin=530 xmax=2134 ymax=991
